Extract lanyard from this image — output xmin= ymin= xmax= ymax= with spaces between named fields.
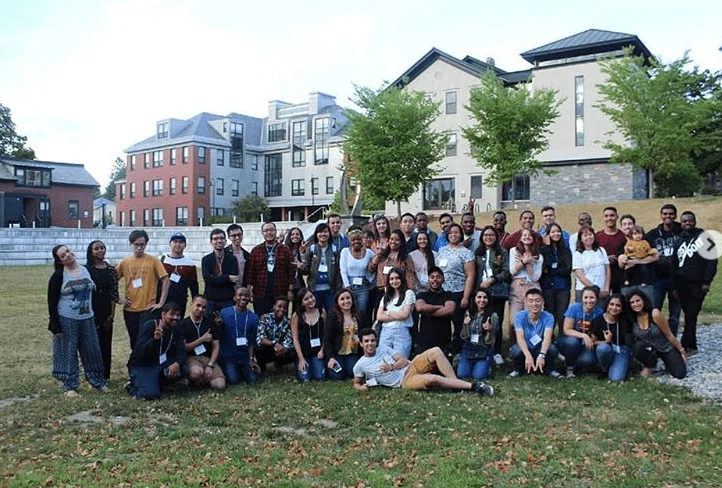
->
xmin=158 ymin=321 xmax=174 ymax=358
xmin=235 ymin=310 xmax=249 ymax=339
xmin=192 ymin=319 xmax=204 ymax=339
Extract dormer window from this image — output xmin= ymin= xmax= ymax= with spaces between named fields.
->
xmin=157 ymin=122 xmax=169 ymax=139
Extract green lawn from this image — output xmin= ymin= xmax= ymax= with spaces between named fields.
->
xmin=2 ymin=265 xmax=721 ymax=487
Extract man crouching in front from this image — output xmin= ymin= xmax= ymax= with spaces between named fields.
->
xmin=352 ymin=328 xmax=494 ymax=396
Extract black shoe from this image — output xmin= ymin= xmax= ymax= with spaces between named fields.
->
xmin=471 ymin=380 xmax=494 ymax=396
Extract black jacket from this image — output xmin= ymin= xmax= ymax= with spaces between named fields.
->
xmin=201 ymin=248 xmax=240 ymax=303
xmin=645 ymin=222 xmax=681 ymax=280
xmin=670 ymin=227 xmax=718 ymax=289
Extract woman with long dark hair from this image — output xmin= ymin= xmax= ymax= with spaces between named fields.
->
xmin=301 ymin=223 xmax=340 ymax=313
xmin=371 ymin=215 xmax=391 ymax=253
xmin=474 ymin=225 xmax=510 ymax=356
xmin=376 ymin=267 xmax=416 ymax=358
xmin=457 ymin=287 xmax=498 ymax=381
xmin=284 ymin=227 xmax=307 ymax=294
xmin=48 ymin=245 xmax=107 ymax=397
xmin=408 ymin=231 xmax=436 ymax=292
xmin=508 ymin=228 xmax=543 ymax=344
xmin=573 ymin=225 xmax=610 ymax=302
xmin=592 ymin=293 xmax=631 ymax=382
xmin=290 ymin=287 xmax=326 ymax=382
xmin=85 ymin=240 xmax=120 ymax=380
xmin=324 ymin=288 xmax=362 ymax=379
xmin=539 ymin=223 xmax=572 ymax=335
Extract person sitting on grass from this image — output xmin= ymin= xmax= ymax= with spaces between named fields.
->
xmin=457 ymin=287 xmax=498 ymax=381
xmin=181 ymin=295 xmax=226 ymax=390
xmin=218 ymin=288 xmax=261 ymax=384
xmin=255 ymin=296 xmax=296 ymax=371
xmin=352 ymin=328 xmax=494 ymax=396
xmin=508 ymin=288 xmax=563 ymax=378
xmin=291 ymin=287 xmax=327 ymax=383
xmin=557 ymin=285 xmax=604 ymax=378
xmin=126 ymin=301 xmax=187 ymax=400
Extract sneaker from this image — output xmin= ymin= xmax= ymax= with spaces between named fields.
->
xmin=493 ymin=354 xmax=504 ymax=365
xmin=64 ymin=390 xmax=80 ymax=398
xmin=471 ymin=381 xmax=494 ymax=396
xmin=549 ymin=370 xmax=564 ymax=379
xmin=565 ymin=370 xmax=576 ymax=379
xmin=507 ymin=370 xmax=521 ymax=378
xmin=686 ymin=348 xmax=698 ymax=357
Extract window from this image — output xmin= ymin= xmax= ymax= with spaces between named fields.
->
xmin=446 ymin=133 xmax=457 ymax=156
xmin=268 ymin=123 xmax=287 ymax=143
xmin=198 ymin=146 xmax=206 ymax=164
xmin=310 ymin=177 xmax=319 ymax=195
xmin=152 ymin=208 xmax=163 ymax=226
xmin=232 ymin=179 xmax=239 ymax=197
xmin=264 ymin=153 xmax=282 ymax=197
xmin=197 ymin=206 xmax=206 ymax=225
xmin=470 ymin=175 xmax=483 ymax=199
xmin=216 ymin=178 xmax=224 ymax=196
xmin=198 ymin=176 xmax=206 ymax=194
xmin=143 ymin=209 xmax=150 ymax=226
xmin=291 ymin=179 xmax=305 ymax=196
xmin=14 ymin=167 xmax=51 ymax=187
xmin=143 ymin=180 xmax=150 ymax=197
xmin=230 ymin=122 xmax=243 ymax=136
xmin=292 ymin=120 xmax=307 ymax=167
xmin=217 ymin=149 xmax=224 ymax=166
xmin=67 ymin=200 xmax=79 ymax=220
xmin=251 ymin=155 xmax=258 ymax=170
xmin=182 ymin=146 xmax=189 ymax=163
xmin=230 ymin=151 xmax=243 ymax=168
xmin=423 ymin=177 xmax=455 ymax=211
xmin=176 ymin=206 xmax=188 ymax=226
xmin=153 ymin=150 xmax=163 ymax=167
xmin=157 ymin=122 xmax=168 ymax=139
xmin=182 ymin=176 xmax=189 ymax=194
xmin=130 ymin=155 xmax=136 ymax=171
xmin=326 ymin=176 xmax=334 ymax=194
xmin=130 ymin=182 xmax=136 ymax=198
xmin=314 ymin=118 xmax=329 ymax=165
xmin=445 ymin=91 xmax=457 ymax=114
xmin=130 ymin=209 xmax=136 ymax=226
xmin=501 ymin=174 xmax=531 ymax=201
xmin=119 ymin=211 xmax=124 ymax=226
xmin=169 ymin=177 xmax=176 ymax=195
xmin=575 ymin=75 xmax=584 ymax=146
xmin=120 ymin=184 xmax=126 ymax=200
xmin=144 ymin=153 xmax=150 ymax=169
xmin=152 ymin=179 xmax=163 ymax=197
xmin=251 ymin=182 xmax=258 ymax=196
xmin=170 ymin=148 xmax=177 ymax=165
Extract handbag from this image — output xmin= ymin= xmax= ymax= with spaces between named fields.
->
xmin=465 ymin=342 xmax=490 ymax=360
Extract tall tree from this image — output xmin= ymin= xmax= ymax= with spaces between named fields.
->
xmin=0 ymin=103 xmax=36 ymax=159
xmin=343 ymin=83 xmax=447 ymax=218
xmin=462 ymin=70 xmax=561 ymax=204
xmin=102 ymin=157 xmax=126 ymax=201
xmin=597 ymin=49 xmax=722 ymax=197
xmin=231 ymin=195 xmax=270 ymax=222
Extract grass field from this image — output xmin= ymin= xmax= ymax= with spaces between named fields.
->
xmin=1 ymin=196 xmax=721 ymax=486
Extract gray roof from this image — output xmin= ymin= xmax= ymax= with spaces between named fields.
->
xmin=521 ymin=29 xmax=652 ymax=63
xmin=0 ymin=156 xmax=99 ymax=187
xmin=94 ymin=197 xmax=115 ymax=208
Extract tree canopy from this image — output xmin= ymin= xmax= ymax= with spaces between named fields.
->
xmin=462 ymin=70 xmax=561 ymax=200
xmin=597 ymin=49 xmax=722 ymax=197
xmin=343 ymin=82 xmax=447 ymax=217
xmin=0 ymin=103 xmax=36 ymax=159
xmin=231 ymin=195 xmax=270 ymax=223
xmin=102 ymin=157 xmax=126 ymax=201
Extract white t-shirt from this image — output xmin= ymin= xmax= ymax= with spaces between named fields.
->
xmin=352 ymin=346 xmax=407 ymax=388
xmin=572 ymin=248 xmax=610 ymax=290
xmin=380 ymin=289 xmax=416 ymax=328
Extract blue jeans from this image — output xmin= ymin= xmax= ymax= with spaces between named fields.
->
xmin=313 ymin=289 xmax=334 ymax=314
xmin=457 ymin=344 xmax=493 ymax=380
xmin=596 ymin=344 xmax=630 ymax=383
xmin=52 ymin=316 xmax=107 ymax=391
xmin=296 ymin=355 xmax=326 ymax=382
xmin=349 ymin=284 xmax=370 ymax=327
xmin=557 ymin=335 xmax=598 ymax=370
xmin=219 ymin=359 xmax=257 ymax=385
xmin=509 ymin=343 xmax=560 ymax=375
xmin=653 ymin=278 xmax=681 ymax=336
xmin=327 ymin=354 xmax=360 ymax=380
xmin=379 ymin=327 xmax=412 ymax=358
xmin=127 ymin=363 xmax=188 ymax=399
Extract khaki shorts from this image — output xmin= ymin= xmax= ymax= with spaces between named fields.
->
xmin=401 ymin=349 xmax=435 ymax=390
xmin=188 ymin=355 xmax=225 ymax=380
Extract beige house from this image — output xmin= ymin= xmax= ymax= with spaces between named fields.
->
xmin=386 ymin=29 xmax=653 ymax=216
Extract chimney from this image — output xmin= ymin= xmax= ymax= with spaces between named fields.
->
xmin=486 ymin=57 xmax=495 ymax=67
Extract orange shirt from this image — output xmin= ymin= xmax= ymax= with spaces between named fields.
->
xmin=117 ymin=254 xmax=168 ymax=312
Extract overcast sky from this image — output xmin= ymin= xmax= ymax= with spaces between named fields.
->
xmin=1 ymin=0 xmax=720 ymax=188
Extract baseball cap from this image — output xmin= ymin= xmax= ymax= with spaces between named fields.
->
xmin=170 ymin=232 xmax=186 ymax=242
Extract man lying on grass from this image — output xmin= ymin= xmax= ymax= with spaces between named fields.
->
xmin=352 ymin=328 xmax=494 ymax=396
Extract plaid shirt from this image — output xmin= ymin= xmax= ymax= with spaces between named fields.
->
xmin=247 ymin=242 xmax=294 ymax=299
xmin=256 ymin=313 xmax=293 ymax=349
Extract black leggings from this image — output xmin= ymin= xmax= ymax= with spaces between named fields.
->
xmin=633 ymin=341 xmax=687 ymax=379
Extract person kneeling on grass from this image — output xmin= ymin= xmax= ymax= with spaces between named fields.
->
xmin=126 ymin=302 xmax=187 ymax=400
xmin=352 ymin=328 xmax=494 ymax=395
xmin=508 ymin=288 xmax=563 ymax=378
xmin=181 ymin=295 xmax=226 ymax=390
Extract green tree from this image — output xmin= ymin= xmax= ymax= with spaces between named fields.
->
xmin=102 ymin=157 xmax=126 ymax=201
xmin=343 ymin=82 xmax=447 ymax=218
xmin=462 ymin=70 xmax=561 ymax=203
xmin=231 ymin=195 xmax=270 ymax=222
xmin=0 ymin=103 xmax=36 ymax=159
xmin=597 ymin=49 xmax=722 ymax=197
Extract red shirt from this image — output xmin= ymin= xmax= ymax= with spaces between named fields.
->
xmin=246 ymin=242 xmax=295 ymax=299
xmin=595 ymin=229 xmax=626 ymax=290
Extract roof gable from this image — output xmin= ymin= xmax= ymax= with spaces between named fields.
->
xmin=0 ymin=156 xmax=99 ymax=187
xmin=521 ymin=29 xmax=652 ymax=63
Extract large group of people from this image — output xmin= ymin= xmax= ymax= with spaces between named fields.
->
xmin=46 ymin=205 xmax=717 ymax=399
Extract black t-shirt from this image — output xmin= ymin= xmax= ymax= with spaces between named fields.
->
xmin=180 ymin=317 xmax=221 ymax=358
xmin=416 ymin=290 xmax=453 ymax=349
xmin=591 ymin=315 xmax=629 ymax=347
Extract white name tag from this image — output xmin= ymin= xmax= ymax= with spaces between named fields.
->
xmin=236 ymin=337 xmax=247 ymax=346
xmin=366 ymin=376 xmax=378 ymax=387
xmin=193 ymin=344 xmax=206 ymax=355
xmin=267 ymin=262 xmax=275 ymax=272
xmin=612 ymin=344 xmax=621 ymax=354
xmin=530 ymin=334 xmax=542 ymax=346
xmin=471 ymin=333 xmax=480 ymax=344
xmin=438 ymin=259 xmax=448 ymax=268
xmin=159 ymin=353 xmax=167 ymax=364
xmin=170 ymin=272 xmax=181 ymax=283
xmin=352 ymin=277 xmax=363 ymax=286
xmin=551 ymin=262 xmax=558 ymax=269
xmin=382 ymin=266 xmax=392 ymax=275
xmin=132 ymin=278 xmax=143 ymax=288
xmin=310 ymin=338 xmax=321 ymax=348
xmin=318 ymin=263 xmax=328 ymax=273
